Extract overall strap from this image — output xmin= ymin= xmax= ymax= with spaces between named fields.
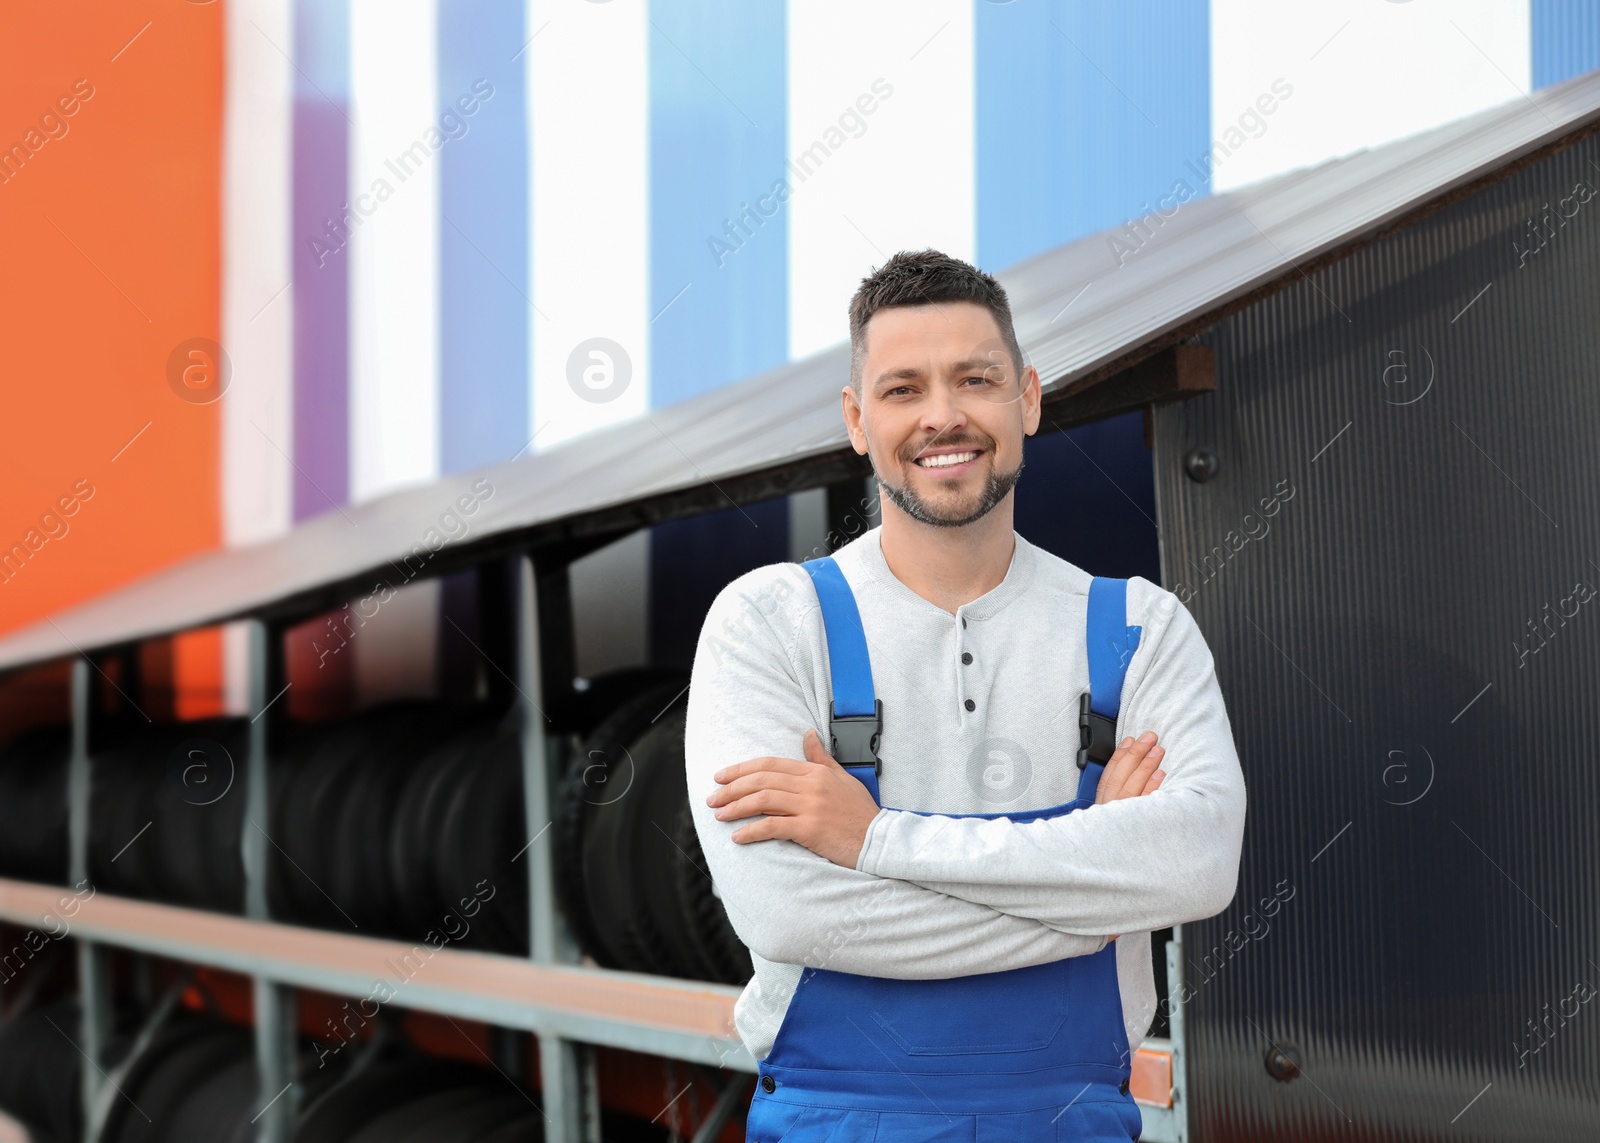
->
xmin=1075 ymin=577 xmax=1143 ymax=804
xmin=801 ymin=557 xmax=882 ymax=804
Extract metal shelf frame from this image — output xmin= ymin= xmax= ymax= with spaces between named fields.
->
xmin=31 ymin=541 xmax=1188 ymax=1143
xmin=0 ymin=879 xmax=750 ymax=1069
xmin=41 ymin=549 xmax=753 ymax=1143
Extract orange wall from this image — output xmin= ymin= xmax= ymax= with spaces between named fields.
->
xmin=0 ymin=0 xmax=224 ymax=707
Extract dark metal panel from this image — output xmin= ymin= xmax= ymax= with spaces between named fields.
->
xmin=1153 ymin=133 xmax=1600 ymax=1141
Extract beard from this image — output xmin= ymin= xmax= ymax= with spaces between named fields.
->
xmin=872 ymin=439 xmax=1024 ymax=529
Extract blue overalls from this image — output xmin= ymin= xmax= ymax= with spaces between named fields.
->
xmin=745 ymin=557 xmax=1145 ymax=1143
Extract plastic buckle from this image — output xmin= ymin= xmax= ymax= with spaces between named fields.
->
xmin=1077 ymin=691 xmax=1118 ymax=771
xmin=830 ymin=700 xmax=883 ymax=772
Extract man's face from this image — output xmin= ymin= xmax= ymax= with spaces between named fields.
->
xmin=843 ymin=301 xmax=1041 ymax=528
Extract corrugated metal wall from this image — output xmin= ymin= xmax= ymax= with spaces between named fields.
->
xmin=1153 ymin=132 xmax=1600 ymax=1141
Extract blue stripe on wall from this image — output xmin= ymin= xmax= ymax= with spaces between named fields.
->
xmin=975 ymin=0 xmax=1210 ymax=273
xmin=437 ymin=0 xmax=530 ymax=474
xmin=647 ymin=0 xmax=790 ymax=670
xmin=436 ymin=3 xmax=531 ymax=703
xmin=976 ymin=1 xmax=1206 ymax=590
xmin=1532 ymin=0 xmax=1600 ymax=88
xmin=647 ymin=0 xmax=789 ymax=408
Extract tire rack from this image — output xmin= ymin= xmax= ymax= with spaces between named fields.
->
xmin=0 ymin=551 xmax=755 ymax=1143
xmin=3 ymin=524 xmax=1190 ymax=1143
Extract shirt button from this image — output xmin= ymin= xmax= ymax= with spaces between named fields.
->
xmin=761 ymin=1075 xmax=776 ymax=1093
xmin=964 ymin=699 xmax=975 ymax=712
xmin=961 ymin=652 xmax=972 ymax=665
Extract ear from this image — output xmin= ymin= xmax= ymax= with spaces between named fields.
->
xmin=841 ymin=386 xmax=868 ymax=455
xmin=1020 ymin=364 xmax=1042 ymax=437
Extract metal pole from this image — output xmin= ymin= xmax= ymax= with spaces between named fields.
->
xmin=690 ymin=1075 xmax=752 ymax=1143
xmin=242 ymin=619 xmax=295 ymax=1143
xmin=1166 ymin=927 xmax=1190 ymax=1143
xmin=518 ymin=554 xmax=599 ymax=1143
xmin=242 ymin=620 xmax=270 ymax=922
xmin=68 ymin=657 xmax=91 ymax=889
xmin=252 ymin=978 xmax=296 ymax=1141
xmin=69 ymin=655 xmax=110 ymax=1134
xmin=518 ymin=558 xmax=556 ymax=966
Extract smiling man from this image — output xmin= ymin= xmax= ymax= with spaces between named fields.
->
xmin=685 ymin=249 xmax=1246 ymax=1142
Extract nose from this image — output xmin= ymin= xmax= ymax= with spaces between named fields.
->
xmin=921 ymin=384 xmax=967 ymax=444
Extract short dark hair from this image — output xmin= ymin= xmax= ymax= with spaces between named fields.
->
xmin=847 ymin=249 xmax=1026 ymax=391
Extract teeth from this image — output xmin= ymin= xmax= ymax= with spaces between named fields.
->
xmin=917 ymin=451 xmax=978 ymax=468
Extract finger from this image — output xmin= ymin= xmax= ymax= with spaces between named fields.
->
xmin=1095 ymin=736 xmax=1133 ymax=802
xmin=1107 ymin=733 xmax=1156 ymax=781
xmin=713 ymin=756 xmax=812 ymax=784
xmin=801 ymin=728 xmax=839 ymax=766
xmin=731 ymin=815 xmax=795 ymax=844
xmin=707 ymin=772 xmax=804 ymax=807
xmin=1097 ymin=733 xmax=1157 ymax=803
xmin=1119 ymin=744 xmax=1164 ymax=798
xmin=714 ymin=788 xmax=804 ymax=822
xmin=1141 ymin=769 xmax=1166 ymax=796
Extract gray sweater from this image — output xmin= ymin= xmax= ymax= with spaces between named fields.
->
xmin=684 ymin=526 xmax=1247 ymax=1062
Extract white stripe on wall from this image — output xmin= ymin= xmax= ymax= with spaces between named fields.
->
xmin=785 ymin=0 xmax=975 ymax=360
xmin=222 ymin=0 xmax=295 ymax=548
xmin=222 ymin=0 xmax=296 ymax=714
xmin=528 ymin=0 xmax=650 ymax=450
xmin=348 ymin=0 xmax=440 ymax=501
xmin=1209 ymin=0 xmax=1532 ymax=192
xmin=348 ymin=0 xmax=442 ymax=706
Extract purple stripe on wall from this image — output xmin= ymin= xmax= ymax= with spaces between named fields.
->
xmin=291 ymin=0 xmax=351 ymax=521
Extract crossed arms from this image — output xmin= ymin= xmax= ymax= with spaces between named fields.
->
xmin=683 ymin=570 xmax=1247 ymax=978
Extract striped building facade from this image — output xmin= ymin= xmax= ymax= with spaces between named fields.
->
xmin=2 ymin=0 xmax=1596 ymax=718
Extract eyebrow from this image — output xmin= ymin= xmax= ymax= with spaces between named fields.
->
xmin=871 ymin=358 xmax=1004 ymax=390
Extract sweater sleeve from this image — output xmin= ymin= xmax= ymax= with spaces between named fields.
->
xmin=685 ymin=567 xmax=1109 ymax=978
xmin=853 ymin=580 xmax=1247 ymax=936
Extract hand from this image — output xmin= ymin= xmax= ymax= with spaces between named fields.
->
xmin=706 ymin=729 xmax=881 ymax=868
xmin=1094 ymin=730 xmax=1166 ymax=806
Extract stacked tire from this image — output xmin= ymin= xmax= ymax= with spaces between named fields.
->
xmin=293 ymin=1059 xmax=543 ymax=1143
xmin=0 ymin=725 xmax=70 ymax=886
xmin=88 ymin=719 xmax=251 ymax=912
xmin=0 ymin=997 xmax=83 ymax=1143
xmin=266 ymin=701 xmax=528 ymax=952
xmin=383 ymin=717 xmax=529 ymax=953
xmin=554 ymin=679 xmax=750 ymax=985
xmin=0 ymin=676 xmax=751 ymax=986
xmin=0 ymin=1000 xmax=278 ymax=1143
xmin=0 ymin=997 xmax=682 ymax=1142
xmin=49 ymin=700 xmax=534 ymax=952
